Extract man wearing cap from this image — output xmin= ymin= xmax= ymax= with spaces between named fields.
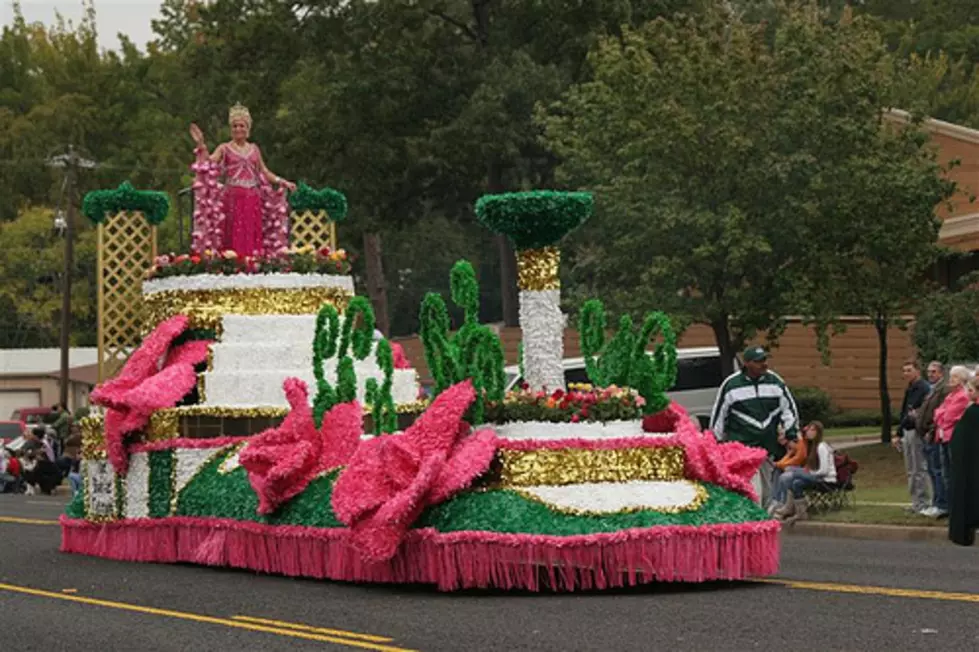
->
xmin=709 ymin=346 xmax=800 ymax=507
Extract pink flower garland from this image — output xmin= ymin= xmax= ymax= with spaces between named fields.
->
xmin=332 ymin=380 xmax=498 ymax=562
xmin=260 ymin=183 xmax=289 ymax=255
xmin=391 ymin=342 xmax=411 ymax=370
xmin=89 ymin=315 xmax=212 ymax=474
xmin=239 ymin=378 xmax=362 ymax=515
xmin=190 ymin=147 xmax=226 ymax=253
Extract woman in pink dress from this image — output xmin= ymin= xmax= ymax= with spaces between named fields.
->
xmin=190 ymin=104 xmax=295 ymax=256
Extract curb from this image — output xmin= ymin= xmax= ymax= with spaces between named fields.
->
xmin=784 ymin=520 xmax=948 ymax=543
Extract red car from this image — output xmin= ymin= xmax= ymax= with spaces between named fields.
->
xmin=10 ymin=406 xmax=54 ymax=429
xmin=0 ymin=420 xmax=25 ymax=447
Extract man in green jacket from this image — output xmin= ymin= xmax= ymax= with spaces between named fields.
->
xmin=709 ymin=346 xmax=800 ymax=507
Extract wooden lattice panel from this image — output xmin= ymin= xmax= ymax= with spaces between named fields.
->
xmin=290 ymin=209 xmax=337 ymax=251
xmin=98 ymin=211 xmax=157 ymax=382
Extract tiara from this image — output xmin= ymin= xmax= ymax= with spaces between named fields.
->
xmin=228 ymin=102 xmax=252 ymax=126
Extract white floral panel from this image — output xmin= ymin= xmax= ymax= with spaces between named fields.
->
xmin=143 ymin=272 xmax=355 ymax=296
xmin=84 ymin=459 xmax=117 ymax=518
xmin=123 ymin=452 xmax=150 ymax=519
xmin=520 ymin=480 xmax=702 ymax=515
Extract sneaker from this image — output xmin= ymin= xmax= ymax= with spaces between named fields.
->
xmin=919 ymin=506 xmax=940 ymax=517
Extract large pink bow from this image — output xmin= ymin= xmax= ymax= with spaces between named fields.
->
xmin=654 ymin=403 xmax=768 ymax=500
xmin=89 ymin=315 xmax=211 ymax=474
xmin=239 ymin=378 xmax=362 ymax=515
xmin=331 ymin=380 xmax=498 ymax=562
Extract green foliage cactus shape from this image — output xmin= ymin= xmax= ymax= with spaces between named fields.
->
xmin=419 ymin=259 xmax=506 ymax=423
xmin=365 ymin=338 xmax=398 ymax=434
xmin=578 ymin=299 xmax=678 ymax=414
xmin=312 ymin=297 xmax=377 ymax=426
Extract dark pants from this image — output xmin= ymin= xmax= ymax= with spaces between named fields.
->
xmin=941 ymin=441 xmax=953 ymax=511
xmin=926 ymin=441 xmax=947 ymax=512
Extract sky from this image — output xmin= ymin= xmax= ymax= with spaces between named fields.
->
xmin=2 ymin=0 xmax=161 ymax=51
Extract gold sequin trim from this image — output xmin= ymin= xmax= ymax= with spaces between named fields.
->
xmin=517 ymin=246 xmax=560 ymax=291
xmin=511 ymin=481 xmax=709 ymax=516
xmin=143 ymin=286 xmax=353 ymax=331
xmin=498 ymin=446 xmax=685 ymax=487
xmin=217 ymin=442 xmax=248 ymax=475
xmin=196 ymin=373 xmax=207 ymax=404
xmin=80 ymin=416 xmax=107 ymax=460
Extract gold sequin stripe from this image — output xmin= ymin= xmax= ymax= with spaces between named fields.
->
xmin=80 ymin=416 xmax=107 ymax=460
xmin=510 ymin=481 xmax=709 ymax=516
xmin=145 ymin=401 xmax=432 ymax=442
xmin=497 ymin=446 xmax=686 ymax=487
xmin=516 ymin=246 xmax=560 ymax=291
xmin=143 ymin=286 xmax=353 ymax=331
xmin=196 ymin=373 xmax=207 ymax=404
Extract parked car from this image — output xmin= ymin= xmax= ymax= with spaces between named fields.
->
xmin=0 ymin=420 xmax=24 ymax=447
xmin=504 ymin=347 xmax=738 ymax=429
xmin=10 ymin=406 xmax=54 ymax=428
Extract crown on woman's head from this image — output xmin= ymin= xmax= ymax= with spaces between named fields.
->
xmin=228 ymin=102 xmax=252 ymax=126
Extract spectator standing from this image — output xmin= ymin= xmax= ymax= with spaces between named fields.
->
xmin=894 ymin=360 xmax=932 ymax=514
xmin=917 ymin=361 xmax=950 ymax=517
xmin=709 ymin=345 xmax=800 ymax=507
xmin=949 ymin=382 xmax=979 ymax=545
xmin=932 ymin=366 xmax=973 ymax=518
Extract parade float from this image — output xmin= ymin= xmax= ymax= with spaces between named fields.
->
xmin=60 ymin=105 xmax=779 ymax=591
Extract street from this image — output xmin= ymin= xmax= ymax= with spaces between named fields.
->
xmin=3 ymin=494 xmax=979 ymax=651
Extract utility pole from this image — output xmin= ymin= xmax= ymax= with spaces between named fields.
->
xmin=47 ymin=147 xmax=96 ymax=409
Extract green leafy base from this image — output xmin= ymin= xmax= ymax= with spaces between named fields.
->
xmin=115 ymin=447 xmax=771 ymax=535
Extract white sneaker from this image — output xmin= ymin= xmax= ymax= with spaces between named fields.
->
xmin=919 ymin=506 xmax=940 ymax=517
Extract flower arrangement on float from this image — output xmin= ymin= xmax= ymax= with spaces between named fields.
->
xmin=484 ymin=384 xmax=645 ymax=424
xmin=147 ymin=245 xmax=352 ymax=279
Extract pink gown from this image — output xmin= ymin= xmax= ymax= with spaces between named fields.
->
xmin=221 ymin=144 xmax=265 ymax=256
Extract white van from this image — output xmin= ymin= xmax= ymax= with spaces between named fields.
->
xmin=504 ymin=347 xmax=736 ymax=430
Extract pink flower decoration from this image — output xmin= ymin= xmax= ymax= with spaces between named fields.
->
xmin=90 ymin=315 xmax=211 ymax=474
xmin=332 ymin=380 xmax=498 ymax=562
xmin=656 ymin=403 xmax=768 ymax=500
xmin=390 ymin=342 xmax=411 ymax=370
xmin=239 ymin=378 xmax=362 ymax=515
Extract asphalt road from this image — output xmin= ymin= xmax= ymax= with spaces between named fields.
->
xmin=3 ymin=494 xmax=979 ymax=651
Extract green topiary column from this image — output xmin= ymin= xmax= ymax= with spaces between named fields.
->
xmin=475 ymin=191 xmax=593 ymax=392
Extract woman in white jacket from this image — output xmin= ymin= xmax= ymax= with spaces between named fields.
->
xmin=774 ymin=421 xmax=836 ymax=522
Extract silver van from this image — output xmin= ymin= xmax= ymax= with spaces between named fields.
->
xmin=504 ymin=346 xmax=737 ymax=430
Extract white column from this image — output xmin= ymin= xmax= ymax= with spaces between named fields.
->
xmin=519 ymin=289 xmax=565 ymax=392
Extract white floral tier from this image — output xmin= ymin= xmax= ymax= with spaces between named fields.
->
xmin=202 ymin=314 xmax=420 ymax=407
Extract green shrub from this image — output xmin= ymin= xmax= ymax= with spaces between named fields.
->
xmin=825 ymin=409 xmax=898 ymax=428
xmin=791 ymin=386 xmax=833 ymax=424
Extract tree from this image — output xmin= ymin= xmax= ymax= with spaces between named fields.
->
xmin=541 ymin=5 xmax=900 ymax=375
xmin=807 ymin=111 xmax=955 ymax=442
xmin=0 ymin=206 xmax=97 ymax=347
xmin=914 ymin=272 xmax=979 ymax=366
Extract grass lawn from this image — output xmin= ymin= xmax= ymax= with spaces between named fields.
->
xmin=807 ymin=443 xmax=944 ymax=528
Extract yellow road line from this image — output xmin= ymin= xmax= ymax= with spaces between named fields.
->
xmin=0 ymin=516 xmax=59 ymax=525
xmin=232 ymin=615 xmax=394 ymax=642
xmin=0 ymin=582 xmax=415 ymax=652
xmin=760 ymin=578 xmax=979 ymax=603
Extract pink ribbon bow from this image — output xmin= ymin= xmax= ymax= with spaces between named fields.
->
xmin=239 ymin=378 xmax=362 ymax=515
xmin=331 ymin=380 xmax=498 ymax=562
xmin=655 ymin=403 xmax=767 ymax=500
xmin=89 ymin=315 xmax=211 ymax=474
